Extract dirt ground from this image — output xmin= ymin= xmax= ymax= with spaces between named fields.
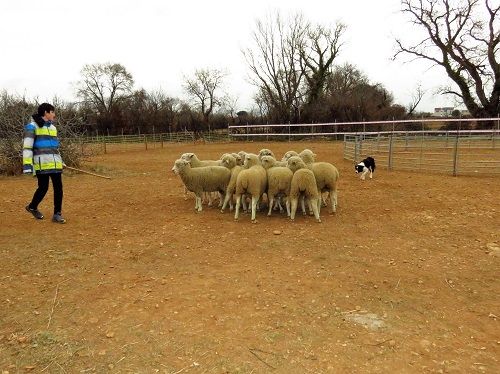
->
xmin=0 ymin=141 xmax=499 ymax=373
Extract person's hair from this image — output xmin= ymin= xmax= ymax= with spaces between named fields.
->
xmin=37 ymin=103 xmax=55 ymax=117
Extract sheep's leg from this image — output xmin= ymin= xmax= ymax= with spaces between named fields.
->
xmin=290 ymin=198 xmax=298 ymax=220
xmin=195 ymin=195 xmax=203 ymax=212
xmin=183 ymin=186 xmax=188 ymax=200
xmin=300 ymin=196 xmax=307 ymax=215
xmin=217 ymin=192 xmax=224 ymax=208
xmin=242 ymin=195 xmax=248 ymax=212
xmin=267 ymin=194 xmax=274 ymax=216
xmin=369 ymin=168 xmax=373 ymax=179
xmin=322 ymin=191 xmax=328 ymax=207
xmin=330 ymin=190 xmax=338 ymax=213
xmin=234 ymin=195 xmax=241 ymax=220
xmin=251 ymin=196 xmax=259 ymax=223
xmin=311 ymin=197 xmax=321 ymax=223
xmin=207 ymin=192 xmax=214 ymax=207
xmin=307 ymin=199 xmax=314 ymax=216
xmin=221 ymin=191 xmax=234 ymax=212
xmin=275 ymin=197 xmax=284 ymax=213
xmin=285 ymin=197 xmax=291 ymax=217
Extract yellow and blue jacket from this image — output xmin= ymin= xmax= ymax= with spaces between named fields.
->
xmin=22 ymin=118 xmax=63 ymax=175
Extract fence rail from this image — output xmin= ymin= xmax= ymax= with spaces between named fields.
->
xmin=344 ymin=130 xmax=500 ymax=176
xmin=63 ymin=131 xmax=230 ymax=153
xmin=228 ymin=117 xmax=500 ymax=141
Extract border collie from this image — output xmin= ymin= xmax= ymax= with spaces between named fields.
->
xmin=355 ymin=157 xmax=376 ymax=180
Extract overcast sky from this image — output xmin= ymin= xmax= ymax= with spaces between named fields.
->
xmin=1 ymin=0 xmax=459 ymax=113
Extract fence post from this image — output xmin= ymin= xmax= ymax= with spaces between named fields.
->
xmin=354 ymin=136 xmax=360 ymax=162
xmin=288 ymin=122 xmax=291 ymax=142
xmin=419 ymin=130 xmax=424 ymax=169
xmin=344 ymin=134 xmax=346 ymax=158
xmin=494 ymin=115 xmax=499 ymax=149
xmin=145 ymin=134 xmax=148 ymax=150
xmin=103 ymin=137 xmax=107 ymax=154
xmin=388 ymin=133 xmax=393 ymax=171
xmin=452 ymin=131 xmax=459 ymax=176
xmin=160 ymin=133 xmax=163 ymax=148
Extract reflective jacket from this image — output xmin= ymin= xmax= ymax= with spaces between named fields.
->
xmin=23 ymin=120 xmax=63 ymax=174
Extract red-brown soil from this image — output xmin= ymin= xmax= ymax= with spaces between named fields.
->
xmin=1 ymin=141 xmax=499 ymax=373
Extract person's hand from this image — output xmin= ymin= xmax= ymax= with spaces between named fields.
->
xmin=23 ymin=165 xmax=34 ymax=175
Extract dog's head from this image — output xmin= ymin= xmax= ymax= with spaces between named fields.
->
xmin=355 ymin=162 xmax=365 ymax=174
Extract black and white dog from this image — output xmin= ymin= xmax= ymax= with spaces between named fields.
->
xmin=355 ymin=156 xmax=376 ymax=180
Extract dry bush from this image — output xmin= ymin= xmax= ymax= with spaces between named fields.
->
xmin=0 ymin=91 xmax=89 ymax=175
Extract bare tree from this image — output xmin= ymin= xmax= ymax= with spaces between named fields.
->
xmin=76 ymin=62 xmax=134 ymax=116
xmin=243 ymin=12 xmax=307 ymax=124
xmin=394 ymin=0 xmax=500 ymax=118
xmin=406 ymin=84 xmax=426 ymax=116
xmin=299 ymin=22 xmax=346 ymax=105
xmin=183 ymin=68 xmax=228 ymax=128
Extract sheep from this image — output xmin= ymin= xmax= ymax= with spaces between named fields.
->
xmin=181 ymin=152 xmax=221 ymax=167
xmin=234 ymin=153 xmax=267 ymax=223
xmin=231 ymin=153 xmax=244 ymax=166
xmin=286 ymin=156 xmax=321 ymax=223
xmin=281 ymin=150 xmax=299 ymax=162
xmin=180 ymin=152 xmax=224 ymax=206
xmin=258 ymin=148 xmax=275 ymax=160
xmin=299 ymin=149 xmax=339 ymax=214
xmin=172 ymin=159 xmax=231 ymax=212
xmin=219 ymin=153 xmax=246 ymax=212
xmin=237 ymin=151 xmax=248 ymax=164
xmin=260 ymin=155 xmax=293 ymax=217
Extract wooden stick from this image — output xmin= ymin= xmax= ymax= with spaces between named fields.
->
xmin=248 ymin=348 xmax=276 ymax=370
xmin=64 ymin=165 xmax=111 ymax=179
xmin=47 ymin=279 xmax=68 ymax=329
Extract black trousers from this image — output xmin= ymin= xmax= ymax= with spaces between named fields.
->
xmin=29 ymin=173 xmax=63 ymax=214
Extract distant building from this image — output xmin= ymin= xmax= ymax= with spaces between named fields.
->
xmin=433 ymin=107 xmax=455 ymax=117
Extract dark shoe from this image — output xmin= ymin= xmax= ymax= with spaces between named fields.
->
xmin=26 ymin=205 xmax=44 ymax=220
xmin=52 ymin=213 xmax=66 ymax=224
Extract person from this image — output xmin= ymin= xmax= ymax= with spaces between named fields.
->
xmin=23 ymin=103 xmax=66 ymax=223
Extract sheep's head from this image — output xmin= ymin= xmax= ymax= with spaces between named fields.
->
xmin=260 ymin=155 xmax=276 ymax=169
xmin=237 ymin=151 xmax=247 ymax=160
xmin=172 ymin=158 xmax=189 ymax=174
xmin=221 ymin=154 xmax=237 ymax=169
xmin=232 ymin=153 xmax=243 ymax=165
xmin=282 ymin=150 xmax=299 ymax=162
xmin=180 ymin=153 xmax=195 ymax=162
xmin=299 ymin=149 xmax=316 ymax=163
xmin=258 ymin=148 xmax=275 ymax=160
xmin=243 ymin=154 xmax=260 ymax=168
xmin=286 ymin=156 xmax=306 ymax=172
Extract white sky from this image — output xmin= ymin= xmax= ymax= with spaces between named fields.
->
xmin=1 ymin=0 xmax=459 ymax=113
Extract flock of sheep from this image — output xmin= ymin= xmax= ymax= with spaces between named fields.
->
xmin=171 ymin=149 xmax=339 ymax=223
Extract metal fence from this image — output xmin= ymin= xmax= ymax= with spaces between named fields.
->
xmin=344 ymin=130 xmax=500 ymax=176
xmin=59 ymin=120 xmax=500 ymax=176
xmin=66 ymin=131 xmax=230 ymax=153
xmin=228 ymin=117 xmax=500 ymax=141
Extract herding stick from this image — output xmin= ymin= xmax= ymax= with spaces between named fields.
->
xmin=63 ymin=165 xmax=111 ymax=179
